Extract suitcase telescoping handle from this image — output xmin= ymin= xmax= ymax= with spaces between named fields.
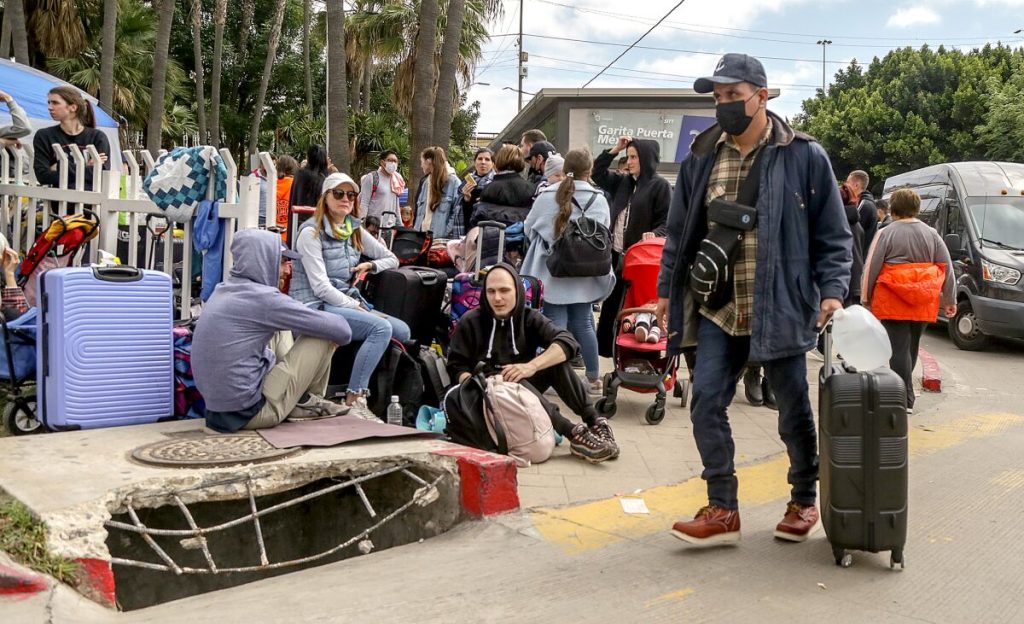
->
xmin=475 ymin=220 xmax=506 ymax=279
xmin=92 ymin=266 xmax=143 ymax=282
xmin=822 ymin=323 xmax=834 ymax=379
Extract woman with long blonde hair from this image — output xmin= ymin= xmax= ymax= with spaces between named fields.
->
xmin=289 ymin=172 xmax=410 ymax=421
xmin=414 ymin=146 xmax=463 ymax=238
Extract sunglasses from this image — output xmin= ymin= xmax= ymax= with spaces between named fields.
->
xmin=330 ymin=189 xmax=358 ymax=201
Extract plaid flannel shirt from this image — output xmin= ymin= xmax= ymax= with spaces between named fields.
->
xmin=699 ymin=120 xmax=773 ymax=336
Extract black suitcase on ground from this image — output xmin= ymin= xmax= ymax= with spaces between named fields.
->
xmin=361 ymin=266 xmax=447 ymax=347
xmin=328 ymin=338 xmax=423 ymax=425
xmin=819 ymin=329 xmax=909 ymax=569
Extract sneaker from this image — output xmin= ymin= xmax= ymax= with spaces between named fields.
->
xmin=590 ymin=417 xmax=619 ymax=459
xmin=773 ymin=501 xmax=820 ymax=542
xmin=634 ymin=324 xmax=649 ymax=343
xmin=568 ymin=423 xmax=616 ymax=463
xmin=646 ymin=325 xmax=661 ymax=344
xmin=287 ymin=395 xmax=350 ymax=421
xmin=347 ymin=396 xmax=383 ymax=423
xmin=586 ymin=377 xmax=603 ymax=396
xmin=670 ymin=505 xmax=741 ymax=546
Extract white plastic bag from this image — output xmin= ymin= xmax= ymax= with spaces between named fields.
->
xmin=831 ymin=305 xmax=892 ymax=371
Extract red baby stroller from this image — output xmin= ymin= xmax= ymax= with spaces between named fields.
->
xmin=595 ymin=238 xmax=688 ymax=425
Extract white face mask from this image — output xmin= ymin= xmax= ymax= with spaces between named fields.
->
xmin=384 ymin=162 xmax=398 ymax=174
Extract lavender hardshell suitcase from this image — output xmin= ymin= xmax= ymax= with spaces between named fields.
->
xmin=37 ymin=266 xmax=174 ymax=430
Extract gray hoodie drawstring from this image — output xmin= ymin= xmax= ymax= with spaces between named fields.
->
xmin=510 ymin=317 xmax=519 ymax=355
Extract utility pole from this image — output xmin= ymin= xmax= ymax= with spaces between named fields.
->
xmin=517 ymin=0 xmax=526 ymax=111
xmin=816 ymin=39 xmax=832 ymax=94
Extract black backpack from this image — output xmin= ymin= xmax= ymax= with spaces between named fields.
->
xmin=441 ymin=374 xmax=497 ymax=452
xmin=545 ymin=193 xmax=613 ymax=278
xmin=330 ymin=339 xmax=424 ymax=425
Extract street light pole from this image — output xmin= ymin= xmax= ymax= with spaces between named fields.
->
xmin=816 ymin=39 xmax=832 ymax=94
xmin=517 ymin=0 xmax=524 ymax=111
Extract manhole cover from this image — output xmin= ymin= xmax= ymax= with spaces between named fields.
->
xmin=131 ymin=435 xmax=303 ymax=468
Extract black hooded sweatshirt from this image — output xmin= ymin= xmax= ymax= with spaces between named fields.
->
xmin=593 ymin=138 xmax=671 ymax=251
xmin=448 ymin=263 xmax=579 ymax=380
xmin=857 ymin=190 xmax=879 ymax=255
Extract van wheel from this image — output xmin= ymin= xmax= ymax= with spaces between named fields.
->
xmin=948 ymin=300 xmax=989 ymax=351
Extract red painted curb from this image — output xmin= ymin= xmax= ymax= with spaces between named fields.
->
xmin=919 ymin=347 xmax=942 ymax=392
xmin=0 ymin=563 xmax=48 ymax=596
xmin=433 ymin=447 xmax=519 ymax=517
xmin=74 ymin=558 xmax=116 ymax=608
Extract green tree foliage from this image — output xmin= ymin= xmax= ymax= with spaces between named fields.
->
xmin=977 ymin=71 xmax=1024 ymax=162
xmin=795 ymin=44 xmax=1024 ymax=192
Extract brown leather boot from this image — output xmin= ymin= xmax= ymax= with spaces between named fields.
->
xmin=670 ymin=505 xmax=741 ymax=546
xmin=774 ymin=501 xmax=820 ymax=542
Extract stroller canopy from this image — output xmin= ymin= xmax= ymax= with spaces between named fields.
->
xmin=621 ymin=238 xmax=666 ymax=309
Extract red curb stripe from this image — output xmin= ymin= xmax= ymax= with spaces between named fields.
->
xmin=919 ymin=347 xmax=942 ymax=392
xmin=74 ymin=558 xmax=116 ymax=608
xmin=433 ymin=447 xmax=520 ymax=517
xmin=0 ymin=564 xmax=48 ymax=595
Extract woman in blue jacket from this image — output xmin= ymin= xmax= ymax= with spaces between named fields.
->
xmin=414 ymin=146 xmax=463 ymax=239
xmin=522 ymin=148 xmax=614 ymax=395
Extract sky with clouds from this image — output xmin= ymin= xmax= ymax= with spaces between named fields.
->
xmin=467 ymin=0 xmax=1024 ymax=134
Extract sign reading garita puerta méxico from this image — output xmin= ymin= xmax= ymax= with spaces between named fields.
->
xmin=570 ymin=109 xmax=716 ymax=165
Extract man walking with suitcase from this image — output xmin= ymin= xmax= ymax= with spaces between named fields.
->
xmin=655 ymin=54 xmax=852 ymax=546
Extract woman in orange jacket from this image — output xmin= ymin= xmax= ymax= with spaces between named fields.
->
xmin=862 ymin=188 xmax=956 ymax=413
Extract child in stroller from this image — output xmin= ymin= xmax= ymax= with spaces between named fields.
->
xmin=595 ymin=238 xmax=689 ymax=425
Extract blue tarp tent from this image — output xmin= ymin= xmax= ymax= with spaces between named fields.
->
xmin=0 ymin=58 xmax=122 ymax=172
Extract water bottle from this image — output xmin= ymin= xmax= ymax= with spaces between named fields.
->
xmin=387 ymin=395 xmax=403 ymax=426
xmin=830 ymin=305 xmax=892 ymax=371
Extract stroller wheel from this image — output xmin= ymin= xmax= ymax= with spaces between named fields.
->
xmin=3 ymin=398 xmax=42 ymax=436
xmin=595 ymin=398 xmax=617 ymax=418
xmin=644 ymin=402 xmax=666 ymax=425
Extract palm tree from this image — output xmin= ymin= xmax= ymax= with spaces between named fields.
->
xmin=246 ymin=0 xmax=288 ymax=155
xmin=147 ymin=0 xmax=176 ymax=155
xmin=190 ymin=0 xmax=208 ymax=142
xmin=99 ymin=0 xmax=117 ymax=111
xmin=303 ymin=0 xmax=313 ymax=110
xmin=326 ymin=0 xmax=350 ymax=171
xmin=6 ymin=0 xmax=31 ymax=64
xmin=409 ymin=0 xmax=439 ymax=200
xmin=209 ymin=0 xmax=227 ymax=145
xmin=27 ymin=0 xmax=87 ymax=60
xmin=432 ymin=0 xmax=466 ymax=147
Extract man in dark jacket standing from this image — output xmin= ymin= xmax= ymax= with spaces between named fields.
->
xmin=593 ymin=136 xmax=671 ymax=356
xmin=655 ymin=54 xmax=852 ymax=547
xmin=846 ymin=169 xmax=878 ymax=255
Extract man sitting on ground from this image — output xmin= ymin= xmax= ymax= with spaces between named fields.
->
xmin=447 ymin=263 xmax=618 ymax=463
xmin=192 ymin=229 xmax=353 ymax=432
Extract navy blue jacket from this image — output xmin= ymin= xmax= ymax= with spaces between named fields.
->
xmin=657 ymin=112 xmax=852 ymax=361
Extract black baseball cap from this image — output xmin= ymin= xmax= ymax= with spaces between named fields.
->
xmin=280 ymin=245 xmax=302 ymax=260
xmin=694 ymin=53 xmax=767 ymax=94
xmin=527 ymin=140 xmax=556 ymax=159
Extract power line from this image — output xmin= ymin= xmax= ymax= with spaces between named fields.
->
xmin=581 ymin=0 xmax=688 ymax=88
xmin=532 ymin=0 xmax=1020 ymax=43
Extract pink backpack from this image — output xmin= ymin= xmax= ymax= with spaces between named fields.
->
xmin=482 ymin=376 xmax=556 ymax=467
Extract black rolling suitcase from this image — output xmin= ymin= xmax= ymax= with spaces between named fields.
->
xmin=819 ymin=327 xmax=909 ymax=569
xmin=361 ymin=266 xmax=447 ymax=347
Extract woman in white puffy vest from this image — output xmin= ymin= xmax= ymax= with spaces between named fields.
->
xmin=289 ymin=172 xmax=411 ymax=421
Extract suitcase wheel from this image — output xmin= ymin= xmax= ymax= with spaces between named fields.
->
xmin=833 ymin=547 xmax=853 ymax=568
xmin=890 ymin=549 xmax=905 ymax=570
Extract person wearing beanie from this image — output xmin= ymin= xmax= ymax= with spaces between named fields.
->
xmin=289 ymin=172 xmax=411 ymax=422
xmin=532 ymin=153 xmax=565 ymax=197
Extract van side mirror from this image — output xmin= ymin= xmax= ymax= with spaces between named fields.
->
xmin=944 ymin=233 xmax=963 ymax=256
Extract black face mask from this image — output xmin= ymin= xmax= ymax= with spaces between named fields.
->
xmin=716 ymin=92 xmax=759 ymax=136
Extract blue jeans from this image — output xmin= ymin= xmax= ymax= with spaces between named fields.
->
xmin=322 ymin=305 xmax=411 ymax=394
xmin=691 ymin=316 xmax=818 ymax=509
xmin=544 ymin=302 xmax=600 ymax=380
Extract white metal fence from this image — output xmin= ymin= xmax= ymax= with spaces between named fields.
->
xmin=0 ymin=144 xmax=264 ymax=319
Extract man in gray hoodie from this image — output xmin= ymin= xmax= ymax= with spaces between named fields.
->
xmin=192 ymin=229 xmax=353 ymax=432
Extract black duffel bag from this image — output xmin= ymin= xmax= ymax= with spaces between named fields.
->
xmin=385 ymin=227 xmax=432 ymax=266
xmin=546 ymin=193 xmax=613 ymax=278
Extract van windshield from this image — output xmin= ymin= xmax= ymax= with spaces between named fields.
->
xmin=968 ymin=198 xmax=1024 ymax=251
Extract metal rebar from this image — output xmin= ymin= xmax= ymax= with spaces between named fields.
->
xmin=110 ymin=472 xmax=444 ymax=575
xmin=126 ymin=501 xmax=183 ymax=575
xmin=354 ymin=484 xmax=377 ymax=519
xmin=105 ymin=463 xmax=412 ymax=537
xmin=173 ymin=495 xmax=218 ymax=573
xmin=247 ymin=480 xmax=270 ymax=566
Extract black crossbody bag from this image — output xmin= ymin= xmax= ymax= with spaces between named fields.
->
xmin=689 ymin=148 xmax=765 ymax=310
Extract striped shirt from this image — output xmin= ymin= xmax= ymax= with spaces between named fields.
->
xmin=699 ymin=121 xmax=773 ymax=336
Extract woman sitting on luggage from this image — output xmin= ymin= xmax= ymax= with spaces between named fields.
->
xmin=862 ymin=188 xmax=956 ymax=414
xmin=290 ymin=172 xmax=412 ymax=421
xmin=522 ymin=148 xmax=614 ymax=395
xmin=414 ymin=146 xmax=463 ymax=239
